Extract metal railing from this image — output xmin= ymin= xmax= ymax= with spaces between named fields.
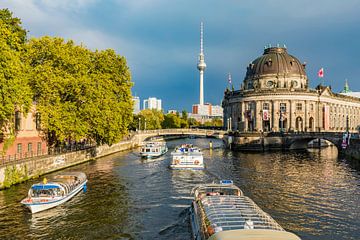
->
xmin=1 ymin=142 xmax=95 ymax=167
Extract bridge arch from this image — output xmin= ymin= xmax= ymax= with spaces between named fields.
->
xmin=289 ymin=137 xmax=341 ymax=151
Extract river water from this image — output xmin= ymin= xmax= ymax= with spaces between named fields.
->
xmin=0 ymin=138 xmax=359 ymax=240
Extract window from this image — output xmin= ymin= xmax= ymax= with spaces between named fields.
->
xmin=35 ymin=112 xmax=41 ymax=130
xmin=263 ymin=103 xmax=269 ymax=110
xmin=280 ymin=103 xmax=286 ymax=113
xmin=17 ymin=143 xmax=22 ymax=154
xmin=310 ymin=104 xmax=314 ymax=111
xmin=296 ymin=103 xmax=302 ymax=111
xmin=247 ymin=81 xmax=253 ymax=89
xmin=28 ymin=143 xmax=32 ymax=153
xmin=15 ymin=111 xmax=21 ymax=131
xmin=266 ymin=81 xmax=274 ymax=87
xmin=37 ymin=142 xmax=42 ymax=154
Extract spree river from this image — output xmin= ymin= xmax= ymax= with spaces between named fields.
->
xmin=1 ymin=138 xmax=360 ymax=240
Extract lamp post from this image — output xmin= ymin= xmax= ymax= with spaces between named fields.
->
xmin=138 ymin=117 xmax=141 ymax=131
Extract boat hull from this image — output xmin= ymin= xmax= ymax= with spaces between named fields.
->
xmin=140 ymin=148 xmax=168 ymax=158
xmin=190 ymin=201 xmax=203 ymax=240
xmin=169 ymin=164 xmax=205 ymax=170
xmin=22 ymin=180 xmax=87 ymax=214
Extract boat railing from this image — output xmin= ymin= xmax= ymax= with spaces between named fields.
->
xmin=200 ymin=195 xmax=284 ymax=231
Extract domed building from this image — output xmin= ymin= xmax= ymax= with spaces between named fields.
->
xmin=223 ymin=46 xmax=360 ymax=133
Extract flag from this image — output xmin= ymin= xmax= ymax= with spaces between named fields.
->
xmin=228 ymin=73 xmax=232 ymax=84
xmin=263 ymin=110 xmax=269 ymax=121
xmin=318 ymin=68 xmax=324 ymax=78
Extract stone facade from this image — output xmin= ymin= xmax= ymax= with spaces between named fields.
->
xmin=223 ymin=46 xmax=360 ymax=133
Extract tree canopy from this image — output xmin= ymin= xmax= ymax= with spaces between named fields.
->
xmin=0 ymin=9 xmax=32 ymax=135
xmin=162 ymin=113 xmax=181 ymax=129
xmin=25 ymin=37 xmax=133 ymax=146
xmin=138 ymin=109 xmax=164 ymax=130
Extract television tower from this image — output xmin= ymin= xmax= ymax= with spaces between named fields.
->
xmin=197 ymin=22 xmax=206 ymax=105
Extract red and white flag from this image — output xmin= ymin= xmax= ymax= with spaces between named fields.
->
xmin=318 ymin=68 xmax=324 ymax=78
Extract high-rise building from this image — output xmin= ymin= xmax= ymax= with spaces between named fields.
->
xmin=143 ymin=97 xmax=162 ymax=111
xmin=132 ymin=96 xmax=140 ymax=114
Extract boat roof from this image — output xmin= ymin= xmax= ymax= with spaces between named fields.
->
xmin=208 ymin=229 xmax=301 ymax=240
xmin=200 ymin=195 xmax=284 ymax=232
xmin=142 ymin=142 xmax=165 ymax=146
xmin=31 ymin=183 xmax=61 ymax=190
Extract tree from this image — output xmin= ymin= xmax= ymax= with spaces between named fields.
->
xmin=25 ymin=37 xmax=133 ymax=146
xmin=138 ymin=109 xmax=164 ymax=130
xmin=188 ymin=118 xmax=200 ymax=127
xmin=0 ymin=9 xmax=32 ymax=138
xmin=180 ymin=110 xmax=189 ymax=128
xmin=162 ymin=113 xmax=181 ymax=129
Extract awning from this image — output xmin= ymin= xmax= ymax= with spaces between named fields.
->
xmin=31 ymin=184 xmax=60 ymax=190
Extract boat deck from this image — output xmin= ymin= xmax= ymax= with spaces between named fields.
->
xmin=200 ymin=195 xmax=284 ymax=232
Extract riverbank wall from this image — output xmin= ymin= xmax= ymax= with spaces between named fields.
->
xmin=0 ymin=137 xmax=139 ymax=190
xmin=0 ymin=129 xmax=223 ymax=190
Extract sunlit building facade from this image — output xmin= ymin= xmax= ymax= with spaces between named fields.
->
xmin=223 ymin=46 xmax=360 ymax=133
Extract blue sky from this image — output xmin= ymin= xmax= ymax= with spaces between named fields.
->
xmin=1 ymin=0 xmax=360 ymax=111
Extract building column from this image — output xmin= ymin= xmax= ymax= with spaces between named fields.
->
xmin=241 ymin=101 xmax=245 ymax=132
xmin=289 ymin=100 xmax=294 ymax=131
xmin=304 ymin=100 xmax=308 ymax=132
xmin=255 ymin=101 xmax=262 ymax=131
xmin=273 ymin=100 xmax=279 ymax=132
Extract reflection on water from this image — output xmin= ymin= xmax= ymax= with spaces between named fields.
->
xmin=0 ymin=139 xmax=359 ymax=239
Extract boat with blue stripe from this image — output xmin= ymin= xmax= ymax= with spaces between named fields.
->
xmin=21 ymin=172 xmax=87 ymax=214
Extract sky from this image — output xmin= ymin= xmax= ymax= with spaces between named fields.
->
xmin=1 ymin=0 xmax=360 ymax=112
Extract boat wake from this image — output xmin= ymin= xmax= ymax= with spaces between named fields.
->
xmin=158 ymin=207 xmax=190 ymax=238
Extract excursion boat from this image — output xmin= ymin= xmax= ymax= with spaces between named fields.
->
xmin=140 ymin=141 xmax=168 ymax=158
xmin=190 ymin=180 xmax=301 ymax=240
xmin=170 ymin=144 xmax=204 ymax=170
xmin=21 ymin=172 xmax=87 ymax=214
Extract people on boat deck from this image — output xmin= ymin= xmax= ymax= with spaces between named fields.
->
xmin=244 ymin=219 xmax=254 ymax=229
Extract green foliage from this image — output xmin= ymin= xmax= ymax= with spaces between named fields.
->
xmin=188 ymin=118 xmax=201 ymax=127
xmin=3 ymin=164 xmax=28 ymax=188
xmin=0 ymin=8 xmax=32 ymax=137
xmin=203 ymin=118 xmax=223 ymax=127
xmin=162 ymin=113 xmax=181 ymax=129
xmin=138 ymin=109 xmax=164 ymax=130
xmin=25 ymin=37 xmax=133 ymax=146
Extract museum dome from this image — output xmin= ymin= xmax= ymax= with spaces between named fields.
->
xmin=243 ymin=46 xmax=308 ymax=90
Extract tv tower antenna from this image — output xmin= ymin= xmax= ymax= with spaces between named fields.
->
xmin=197 ymin=22 xmax=206 ymax=105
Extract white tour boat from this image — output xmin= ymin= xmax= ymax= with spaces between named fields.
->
xmin=21 ymin=172 xmax=87 ymax=214
xmin=190 ymin=180 xmax=301 ymax=240
xmin=140 ymin=141 xmax=168 ymax=158
xmin=170 ymin=144 xmax=204 ymax=170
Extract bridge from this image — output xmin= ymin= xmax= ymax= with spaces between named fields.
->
xmin=133 ymin=128 xmax=226 ymax=144
xmin=225 ymin=131 xmax=352 ymax=151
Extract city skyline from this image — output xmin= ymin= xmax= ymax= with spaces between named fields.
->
xmin=1 ymin=0 xmax=360 ymax=111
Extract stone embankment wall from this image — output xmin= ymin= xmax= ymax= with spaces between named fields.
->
xmin=0 ymin=136 xmax=140 ymax=190
xmin=0 ymin=131 xmax=208 ymax=190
